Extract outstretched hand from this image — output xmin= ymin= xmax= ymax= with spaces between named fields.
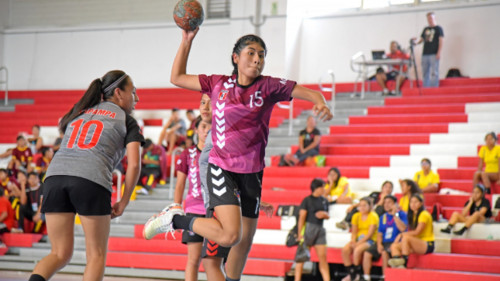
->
xmin=313 ymin=103 xmax=333 ymax=122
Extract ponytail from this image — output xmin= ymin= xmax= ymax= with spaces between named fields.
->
xmin=59 ymin=79 xmax=102 ymax=133
xmin=59 ymin=70 xmax=129 ymax=133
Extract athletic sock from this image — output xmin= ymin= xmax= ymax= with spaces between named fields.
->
xmin=29 ymin=274 xmax=46 ymax=281
xmin=348 ymin=265 xmax=356 ymax=280
xmin=225 ymin=277 xmax=240 ymax=281
xmin=172 ymin=214 xmax=195 ymax=231
xmin=354 ymin=265 xmax=362 ymax=275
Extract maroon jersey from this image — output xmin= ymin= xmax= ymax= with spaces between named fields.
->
xmin=12 ymin=146 xmax=33 ymax=167
xmin=199 ymin=74 xmax=295 ymax=173
xmin=176 ymin=146 xmax=204 ymax=215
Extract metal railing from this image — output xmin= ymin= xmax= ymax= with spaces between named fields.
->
xmin=0 ymin=66 xmax=8 ymax=106
xmin=350 ymin=51 xmax=367 ymax=99
xmin=113 ymin=169 xmax=123 ymax=223
xmin=318 ymin=69 xmax=336 ymax=116
xmin=169 ymin=146 xmax=185 ymax=199
xmin=276 ymin=100 xmax=294 ymax=136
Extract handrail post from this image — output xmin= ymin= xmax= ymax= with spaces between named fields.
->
xmin=288 ymin=99 xmax=293 ymax=136
xmin=0 ymin=66 xmax=8 ymax=106
xmin=169 ymin=147 xmax=184 ymax=199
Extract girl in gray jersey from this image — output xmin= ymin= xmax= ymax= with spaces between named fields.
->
xmin=29 ymin=70 xmax=144 ymax=281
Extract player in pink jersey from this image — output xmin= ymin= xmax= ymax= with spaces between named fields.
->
xmin=144 ymin=29 xmax=332 ymax=281
xmin=174 ymin=116 xmax=212 ymax=281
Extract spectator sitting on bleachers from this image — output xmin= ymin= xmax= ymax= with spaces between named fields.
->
xmin=413 ymin=158 xmax=440 ymax=193
xmin=388 ymin=193 xmax=434 ymax=269
xmin=341 ymin=197 xmax=379 ymax=281
xmin=158 ymin=108 xmax=187 ymax=155
xmin=472 ymin=132 xmax=500 ymax=194
xmin=27 ymin=124 xmax=43 ymax=154
xmin=336 ymin=180 xmax=394 ymax=230
xmin=375 ymin=41 xmax=410 ymax=95
xmin=136 ymin=139 xmax=164 ymax=195
xmin=0 ymin=190 xmax=15 ymax=247
xmin=0 ymin=168 xmax=18 ymax=194
xmin=8 ymin=135 xmax=34 ymax=174
xmin=16 ymin=172 xmax=44 ymax=233
xmin=325 ymin=167 xmax=353 ymax=204
xmin=35 ymin=147 xmax=53 ymax=179
xmin=398 ymin=179 xmax=421 ymax=213
xmin=0 ymin=148 xmax=13 ymax=159
xmin=282 ymin=116 xmax=321 ymax=167
xmin=295 ymin=178 xmax=330 ymax=281
xmin=440 ymin=184 xmax=492 ymax=235
xmin=184 ymin=110 xmax=197 ymax=148
xmin=362 ymin=195 xmax=408 ymax=281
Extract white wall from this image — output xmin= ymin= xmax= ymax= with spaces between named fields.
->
xmin=2 ymin=0 xmax=500 ymax=89
xmin=3 ymin=0 xmax=288 ymax=90
xmin=293 ymin=1 xmax=500 ymax=82
xmin=0 ymin=0 xmax=9 ymax=68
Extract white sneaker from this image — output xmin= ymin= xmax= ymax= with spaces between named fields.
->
xmin=143 ymin=204 xmax=184 ymax=240
xmin=136 ymin=187 xmax=149 ymax=195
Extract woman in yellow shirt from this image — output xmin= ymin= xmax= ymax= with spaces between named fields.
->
xmin=341 ymin=197 xmax=379 ymax=281
xmin=398 ymin=179 xmax=421 ymax=213
xmin=413 ymin=158 xmax=440 ymax=193
xmin=324 ymin=167 xmax=353 ymax=204
xmin=388 ymin=194 xmax=434 ymax=268
xmin=472 ymin=132 xmax=500 ymax=194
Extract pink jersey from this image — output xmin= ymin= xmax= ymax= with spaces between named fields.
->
xmin=199 ymin=74 xmax=296 ymax=173
xmin=176 ymin=146 xmax=205 ymax=215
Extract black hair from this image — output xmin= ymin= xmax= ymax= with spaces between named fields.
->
xmin=310 ymin=178 xmax=325 ymax=192
xmin=172 ymin=108 xmax=179 ymax=112
xmin=382 ymin=180 xmax=394 ymax=191
xmin=360 ymin=196 xmax=373 ymax=209
xmin=421 ymin=158 xmax=431 ymax=166
xmin=0 ymin=168 xmax=7 ymax=174
xmin=194 ymin=115 xmax=203 ymax=129
xmin=486 ymin=132 xmax=497 ymax=142
xmin=384 ymin=195 xmax=398 ymax=203
xmin=231 ymin=34 xmax=267 ymax=75
xmin=408 ymin=193 xmax=425 ymax=230
xmin=186 ymin=109 xmax=194 ymax=114
xmin=59 ymin=70 xmax=129 ymax=133
xmin=403 ymin=179 xmax=421 ymax=195
xmin=16 ymin=135 xmax=25 ymax=141
xmin=41 ymin=147 xmax=51 ymax=157
xmin=32 ymin=124 xmax=40 ymax=130
xmin=28 ymin=172 xmax=38 ymax=178
xmin=474 ymin=183 xmax=486 ymax=197
xmin=328 ymin=167 xmax=341 ymax=188
xmin=143 ymin=139 xmax=153 ymax=149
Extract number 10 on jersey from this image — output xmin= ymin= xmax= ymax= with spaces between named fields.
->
xmin=67 ymin=119 xmax=104 ymax=149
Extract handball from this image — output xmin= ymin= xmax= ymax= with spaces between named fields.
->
xmin=173 ymin=0 xmax=204 ymax=31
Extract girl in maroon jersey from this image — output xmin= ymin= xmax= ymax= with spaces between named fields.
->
xmin=144 ymin=28 xmax=332 ymax=281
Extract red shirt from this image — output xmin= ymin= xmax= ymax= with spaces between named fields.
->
xmin=0 ymin=196 xmax=15 ymax=230
xmin=387 ymin=50 xmax=410 ymax=72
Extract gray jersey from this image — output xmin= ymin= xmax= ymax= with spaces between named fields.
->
xmin=46 ymin=102 xmax=144 ymax=192
xmin=199 ymin=130 xmax=212 ymax=209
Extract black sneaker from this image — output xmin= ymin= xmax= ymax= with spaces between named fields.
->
xmin=440 ymin=227 xmax=451 ymax=234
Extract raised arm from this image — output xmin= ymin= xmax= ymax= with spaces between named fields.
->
xmin=291 ymin=85 xmax=333 ymax=121
xmin=170 ymin=28 xmax=202 ymax=91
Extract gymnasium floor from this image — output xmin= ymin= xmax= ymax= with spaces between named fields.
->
xmin=0 ymin=271 xmax=175 ymax=281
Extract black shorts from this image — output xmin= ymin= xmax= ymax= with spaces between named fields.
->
xmin=207 ymin=163 xmax=262 ymax=219
xmin=425 ymin=241 xmax=435 ymax=254
xmin=201 ymin=208 xmax=230 ymax=259
xmin=42 ymin=175 xmax=111 ymax=216
xmin=182 ymin=213 xmax=205 ymax=244
xmin=366 ymin=242 xmax=393 ymax=261
xmin=386 ymin=70 xmax=399 ymax=80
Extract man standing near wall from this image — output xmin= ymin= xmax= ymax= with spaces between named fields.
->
xmin=413 ymin=12 xmax=444 ymax=88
